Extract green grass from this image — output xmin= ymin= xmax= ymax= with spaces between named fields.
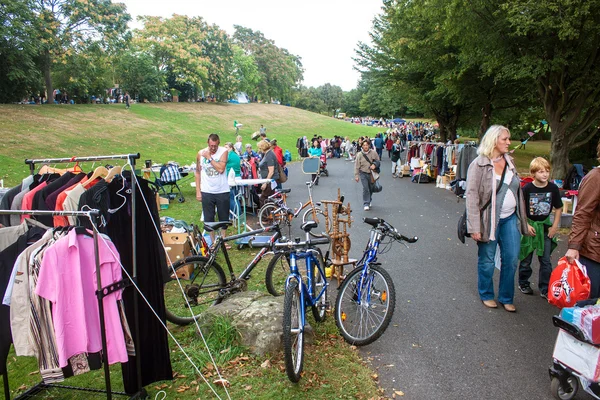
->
xmin=1 ymin=103 xmax=383 ymax=399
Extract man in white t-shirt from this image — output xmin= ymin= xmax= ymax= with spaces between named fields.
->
xmin=195 ymin=133 xmax=230 ymax=243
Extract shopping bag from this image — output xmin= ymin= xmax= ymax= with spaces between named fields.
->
xmin=548 ymin=257 xmax=591 ymax=308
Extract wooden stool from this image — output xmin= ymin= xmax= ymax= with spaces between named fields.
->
xmin=330 ymin=258 xmax=357 ymax=286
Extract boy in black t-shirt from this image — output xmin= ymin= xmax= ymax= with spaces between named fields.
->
xmin=518 ymin=157 xmax=563 ymax=299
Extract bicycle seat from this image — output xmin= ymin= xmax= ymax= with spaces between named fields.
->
xmin=301 ymin=220 xmax=318 ymax=232
xmin=278 ymin=188 xmax=291 ymax=194
xmin=364 ymin=217 xmax=383 ymax=227
xmin=204 ymin=221 xmax=232 ymax=232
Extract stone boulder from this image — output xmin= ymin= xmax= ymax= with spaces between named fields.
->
xmin=196 ymin=291 xmax=314 ymax=355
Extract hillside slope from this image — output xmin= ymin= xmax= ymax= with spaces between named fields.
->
xmin=0 ymin=103 xmax=376 ymax=185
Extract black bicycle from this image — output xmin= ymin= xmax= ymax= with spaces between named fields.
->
xmin=163 ymin=221 xmax=282 ymax=325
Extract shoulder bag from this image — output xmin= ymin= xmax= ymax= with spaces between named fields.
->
xmin=457 ymin=161 xmax=507 ymax=243
xmin=276 ymin=163 xmax=287 ymax=183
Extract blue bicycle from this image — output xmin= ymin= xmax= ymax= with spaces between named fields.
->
xmin=276 ymin=220 xmax=330 ymax=382
xmin=335 ymin=217 xmax=417 ymax=346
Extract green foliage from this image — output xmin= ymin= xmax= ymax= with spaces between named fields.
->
xmin=0 ymin=0 xmax=43 ymax=102
xmin=115 ymin=51 xmax=166 ymax=102
xmin=316 ymin=83 xmax=343 ymax=116
xmin=233 ymin=26 xmax=303 ymax=103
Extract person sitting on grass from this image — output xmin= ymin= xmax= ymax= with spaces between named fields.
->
xmin=518 ymin=157 xmax=563 ymax=299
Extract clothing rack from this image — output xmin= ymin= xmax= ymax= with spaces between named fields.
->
xmin=1 ymin=153 xmax=144 ymax=400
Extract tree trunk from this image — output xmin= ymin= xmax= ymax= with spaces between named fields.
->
xmin=438 ymin=123 xmax=447 ymax=143
xmin=549 ymin=125 xmax=570 ymax=180
xmin=43 ymin=49 xmax=53 ymax=105
xmin=479 ymin=102 xmax=492 ymax=138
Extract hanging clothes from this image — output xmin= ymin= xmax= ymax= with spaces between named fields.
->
xmin=0 ymin=226 xmax=45 ymax=374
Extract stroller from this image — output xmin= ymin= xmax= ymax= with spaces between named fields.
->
xmin=154 ymin=163 xmax=186 ymax=203
xmin=550 ymin=304 xmax=600 ymax=399
xmin=319 ymin=153 xmax=329 ymax=177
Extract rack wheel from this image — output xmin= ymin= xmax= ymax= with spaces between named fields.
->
xmin=551 ymin=376 xmax=579 ymax=400
xmin=178 ymin=197 xmax=185 ymax=203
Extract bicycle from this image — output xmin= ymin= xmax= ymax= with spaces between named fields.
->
xmin=163 ymin=221 xmax=283 ymax=326
xmin=276 ymin=220 xmax=330 ymax=382
xmin=257 ymin=188 xmax=293 ymax=232
xmin=335 ymin=217 xmax=418 ymax=346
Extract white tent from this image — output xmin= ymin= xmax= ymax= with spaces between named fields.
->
xmin=233 ymin=92 xmax=249 ymax=104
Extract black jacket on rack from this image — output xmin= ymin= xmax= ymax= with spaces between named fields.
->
xmin=77 ymin=172 xmax=173 ymax=393
xmin=0 ymin=227 xmax=45 ymax=374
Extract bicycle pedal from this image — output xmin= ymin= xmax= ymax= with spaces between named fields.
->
xmin=244 ymin=274 xmax=252 ymax=280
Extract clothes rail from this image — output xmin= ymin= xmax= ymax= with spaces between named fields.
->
xmin=25 ymin=154 xmax=140 ymax=175
xmin=23 ymin=154 xmax=144 ymax=396
xmin=0 ymin=209 xmax=134 ymax=400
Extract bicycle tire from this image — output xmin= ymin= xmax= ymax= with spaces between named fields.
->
xmin=310 ymin=251 xmax=327 ymax=322
xmin=265 ymin=252 xmax=291 ymax=296
xmin=335 ymin=264 xmax=395 ymax=346
xmin=258 ymin=203 xmax=287 ymax=230
xmin=164 ymin=256 xmax=227 ymax=326
xmin=301 ymin=207 xmax=329 ymax=238
xmin=283 ymin=279 xmax=304 ymax=382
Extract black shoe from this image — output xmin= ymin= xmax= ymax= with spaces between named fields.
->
xmin=518 ymin=284 xmax=533 ymax=295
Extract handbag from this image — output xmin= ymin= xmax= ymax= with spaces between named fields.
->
xmin=457 ymin=162 xmax=507 ymax=244
xmin=370 ymin=179 xmax=383 ymax=193
xmin=276 ymin=163 xmax=287 ymax=183
xmin=548 ymin=257 xmax=590 ymax=308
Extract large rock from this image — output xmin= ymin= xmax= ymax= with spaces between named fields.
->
xmin=197 ymin=291 xmax=313 ymax=355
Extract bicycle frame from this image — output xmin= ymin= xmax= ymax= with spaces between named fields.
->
xmin=285 ymin=248 xmax=328 ymax=329
xmin=354 ymin=229 xmax=384 ymax=305
xmin=208 ymin=224 xmax=282 ymax=282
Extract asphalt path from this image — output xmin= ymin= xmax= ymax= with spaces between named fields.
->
xmin=280 ymin=155 xmax=585 ymax=400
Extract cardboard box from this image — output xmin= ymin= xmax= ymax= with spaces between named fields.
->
xmin=553 ymin=329 xmax=600 ymax=381
xmin=163 ymin=233 xmax=191 ymax=265
xmin=563 ymin=198 xmax=573 ymax=215
xmin=159 ymin=196 xmax=169 ymax=210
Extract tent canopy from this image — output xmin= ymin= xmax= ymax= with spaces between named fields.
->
xmin=392 ymin=118 xmax=406 ymax=123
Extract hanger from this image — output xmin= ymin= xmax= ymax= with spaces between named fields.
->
xmin=38 ymin=165 xmax=66 ymax=175
xmin=66 ymin=157 xmax=83 ymax=173
xmin=82 ymin=166 xmax=109 ymax=187
xmin=105 ymin=166 xmax=122 ymax=183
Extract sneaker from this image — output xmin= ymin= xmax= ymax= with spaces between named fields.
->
xmin=518 ymin=284 xmax=533 ymax=295
xmin=540 ymin=292 xmax=548 ymax=300
xmin=364 ymin=205 xmax=370 ymax=211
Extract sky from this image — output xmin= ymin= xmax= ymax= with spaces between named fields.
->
xmin=115 ymin=0 xmax=384 ymax=91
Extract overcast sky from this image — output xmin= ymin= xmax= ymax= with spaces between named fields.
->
xmin=116 ymin=0 xmax=383 ymax=91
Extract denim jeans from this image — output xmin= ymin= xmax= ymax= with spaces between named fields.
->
xmin=477 ymin=213 xmax=521 ymax=304
xmin=518 ymin=225 xmax=553 ymax=294
xmin=359 ymin=172 xmax=372 ymax=207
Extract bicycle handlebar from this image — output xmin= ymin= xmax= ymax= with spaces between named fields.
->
xmin=363 ymin=217 xmax=418 ymax=244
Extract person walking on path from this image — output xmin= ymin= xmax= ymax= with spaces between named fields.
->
xmin=466 ymin=125 xmax=530 ymax=312
xmin=354 ymin=140 xmax=380 ymax=211
xmin=566 ymin=141 xmax=600 ymax=298
xmin=196 ymin=133 xmax=230 ymax=245
xmin=517 ymin=157 xmax=562 ymax=299
xmin=386 ymin=136 xmax=394 ymax=159
xmin=374 ymin=133 xmax=384 ymax=159
xmin=391 ymin=139 xmax=403 ymax=178
xmin=308 ymin=138 xmax=322 ymax=185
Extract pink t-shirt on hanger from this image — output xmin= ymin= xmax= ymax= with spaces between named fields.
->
xmin=35 ymin=229 xmax=128 ymax=368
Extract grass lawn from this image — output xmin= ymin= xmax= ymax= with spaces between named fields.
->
xmin=0 ymin=103 xmax=386 ymax=399
xmin=0 ymin=104 xmax=553 ymax=398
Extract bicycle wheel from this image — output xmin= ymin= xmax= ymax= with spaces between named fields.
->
xmin=301 ymin=207 xmax=330 ymax=238
xmin=335 ymin=264 xmax=395 ymax=346
xmin=283 ymin=279 xmax=304 ymax=382
xmin=265 ymin=252 xmax=289 ymax=296
xmin=258 ymin=203 xmax=287 ymax=229
xmin=164 ymin=256 xmax=227 ymax=326
xmin=310 ymin=252 xmax=327 ymax=322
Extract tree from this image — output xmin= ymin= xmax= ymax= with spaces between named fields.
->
xmin=316 ymin=83 xmax=343 ymax=116
xmin=0 ymin=0 xmax=42 ymax=102
xmin=231 ymin=45 xmax=259 ymax=96
xmin=115 ymin=51 xmax=165 ymax=102
xmin=233 ymin=25 xmax=303 ymax=102
xmin=31 ymin=0 xmax=130 ymax=103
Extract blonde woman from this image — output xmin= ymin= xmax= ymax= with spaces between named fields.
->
xmin=465 ymin=125 xmax=529 ymax=312
xmin=234 ymin=135 xmax=243 ymax=155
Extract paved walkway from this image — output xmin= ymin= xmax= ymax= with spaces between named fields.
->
xmin=281 ymin=155 xmax=586 ymax=400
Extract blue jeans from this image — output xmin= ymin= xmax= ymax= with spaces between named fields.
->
xmin=477 ymin=213 xmax=521 ymax=304
xmin=518 ymin=225 xmax=553 ymax=294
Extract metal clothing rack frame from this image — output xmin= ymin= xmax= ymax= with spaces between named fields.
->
xmin=1 ymin=153 xmax=145 ymax=400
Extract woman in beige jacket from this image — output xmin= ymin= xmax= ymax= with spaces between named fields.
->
xmin=354 ymin=140 xmax=380 ymax=211
xmin=466 ymin=125 xmax=529 ymax=312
